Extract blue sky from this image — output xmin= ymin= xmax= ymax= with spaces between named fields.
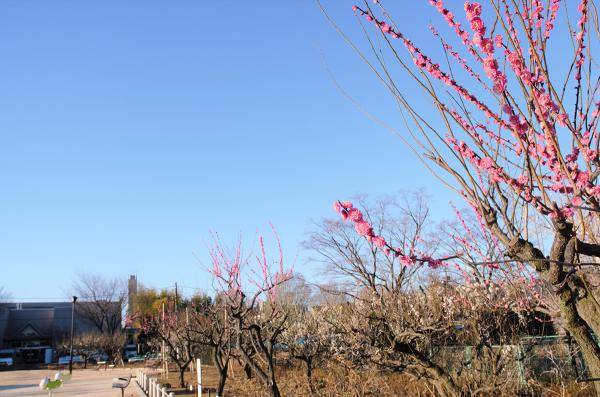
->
xmin=0 ymin=1 xmax=479 ymax=300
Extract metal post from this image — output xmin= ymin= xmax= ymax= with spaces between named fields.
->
xmin=69 ymin=296 xmax=77 ymax=375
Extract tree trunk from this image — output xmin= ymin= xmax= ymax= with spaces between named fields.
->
xmin=269 ymin=374 xmax=282 ymax=397
xmin=267 ymin=355 xmax=281 ymax=397
xmin=217 ymin=367 xmax=228 ymax=397
xmin=507 ymin=229 xmax=600 ymax=396
xmin=305 ymin=359 xmax=316 ymax=396
xmin=179 ymin=366 xmax=186 ymax=388
xmin=558 ymin=281 xmax=600 ymax=396
xmin=243 ymin=362 xmax=253 ymax=379
xmin=215 ymin=354 xmax=229 ymax=397
xmin=408 ymin=346 xmax=461 ymax=397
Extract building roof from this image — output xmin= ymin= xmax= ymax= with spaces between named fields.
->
xmin=0 ymin=301 xmax=122 ymax=347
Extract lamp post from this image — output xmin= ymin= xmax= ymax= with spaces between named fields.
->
xmin=69 ymin=296 xmax=77 ymax=375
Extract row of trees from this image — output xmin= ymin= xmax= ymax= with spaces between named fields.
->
xmin=141 ymin=194 xmax=575 ymax=396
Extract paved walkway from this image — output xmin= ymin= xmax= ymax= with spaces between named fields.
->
xmin=0 ymin=368 xmax=142 ymax=396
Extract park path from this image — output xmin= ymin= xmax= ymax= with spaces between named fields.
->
xmin=0 ymin=368 xmax=142 ymax=397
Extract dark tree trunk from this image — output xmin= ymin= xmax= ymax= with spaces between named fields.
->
xmin=304 ymin=358 xmax=316 ymax=396
xmin=269 ymin=374 xmax=282 ymax=397
xmin=217 ymin=365 xmax=228 ymax=397
xmin=557 ymin=281 xmax=600 ymax=397
xmin=266 ymin=355 xmax=281 ymax=397
xmin=213 ymin=347 xmax=229 ymax=397
xmin=243 ymin=362 xmax=252 ymax=379
xmin=179 ymin=366 xmax=186 ymax=388
xmin=504 ymin=225 xmax=600 ymax=396
xmin=398 ymin=342 xmax=461 ymax=397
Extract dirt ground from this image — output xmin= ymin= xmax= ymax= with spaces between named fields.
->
xmin=154 ymin=364 xmax=223 ymax=395
xmin=0 ymin=368 xmax=141 ymax=397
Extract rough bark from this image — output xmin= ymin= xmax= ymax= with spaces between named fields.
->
xmin=396 ymin=341 xmax=462 ymax=397
xmin=212 ymin=346 xmax=229 ymax=397
xmin=503 ymin=221 xmax=600 ymax=396
xmin=302 ymin=358 xmax=316 ymax=396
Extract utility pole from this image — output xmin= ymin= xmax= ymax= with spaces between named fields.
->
xmin=162 ymin=302 xmax=168 ymax=378
xmin=69 ymin=296 xmax=78 ymax=375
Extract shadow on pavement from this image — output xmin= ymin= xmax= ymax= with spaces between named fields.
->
xmin=0 ymin=384 xmax=38 ymax=390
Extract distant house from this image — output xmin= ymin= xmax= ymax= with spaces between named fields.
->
xmin=0 ymin=301 xmax=120 ymax=364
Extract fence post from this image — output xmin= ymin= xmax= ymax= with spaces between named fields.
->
xmin=514 ymin=343 xmax=527 ymax=389
xmin=197 ymin=358 xmax=202 ymax=397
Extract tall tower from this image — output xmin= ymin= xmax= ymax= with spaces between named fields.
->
xmin=127 ymin=275 xmax=138 ymax=319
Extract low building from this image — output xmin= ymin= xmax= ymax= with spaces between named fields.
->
xmin=0 ymin=301 xmax=118 ymax=365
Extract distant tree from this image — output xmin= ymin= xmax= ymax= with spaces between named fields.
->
xmin=313 ymin=193 xmax=540 ymax=395
xmin=187 ymin=293 xmax=212 ymax=311
xmin=72 ymin=274 xmax=126 ymax=335
xmin=98 ymin=331 xmax=127 ymax=366
xmin=281 ymin=305 xmax=333 ymax=396
xmin=190 ymin=299 xmax=233 ymax=397
xmin=133 ymin=286 xmax=211 ymax=320
xmin=57 ymin=333 xmax=102 ymax=369
xmin=209 ymin=230 xmax=293 ymax=397
xmin=132 ymin=286 xmax=173 ymax=319
xmin=0 ymin=287 xmax=10 ymax=303
xmin=275 ymin=273 xmax=313 ymax=308
xmin=143 ymin=307 xmax=198 ymax=388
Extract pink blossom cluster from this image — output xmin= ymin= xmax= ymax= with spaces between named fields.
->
xmin=429 ymin=26 xmax=484 ymax=84
xmin=353 ymin=5 xmax=511 ymax=130
xmin=544 ymin=0 xmax=560 ymax=39
xmin=574 ymin=0 xmax=589 ymax=81
xmin=352 ymin=1 xmax=598 ymax=222
xmin=334 ymin=200 xmax=446 ymax=268
xmin=446 ymin=135 xmax=554 ymax=213
xmin=449 ymin=109 xmax=511 ymax=150
xmin=464 ymin=2 xmax=507 ymax=93
xmin=531 ymin=0 xmax=544 ymax=30
xmin=500 ymin=3 xmax=539 ymax=89
xmin=506 ymin=50 xmax=533 ymax=85
xmin=428 ymin=0 xmax=470 ymax=44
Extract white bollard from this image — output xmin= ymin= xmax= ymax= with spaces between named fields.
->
xmin=196 ymin=358 xmax=202 ymax=397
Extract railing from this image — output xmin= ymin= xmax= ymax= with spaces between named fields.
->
xmin=136 ymin=368 xmax=174 ymax=397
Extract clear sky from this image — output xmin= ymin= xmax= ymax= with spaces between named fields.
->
xmin=0 ymin=1 xmax=474 ymax=300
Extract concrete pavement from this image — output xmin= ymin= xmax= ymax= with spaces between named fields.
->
xmin=0 ymin=368 xmax=143 ymax=397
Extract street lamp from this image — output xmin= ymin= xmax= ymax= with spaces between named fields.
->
xmin=69 ymin=296 xmax=77 ymax=375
